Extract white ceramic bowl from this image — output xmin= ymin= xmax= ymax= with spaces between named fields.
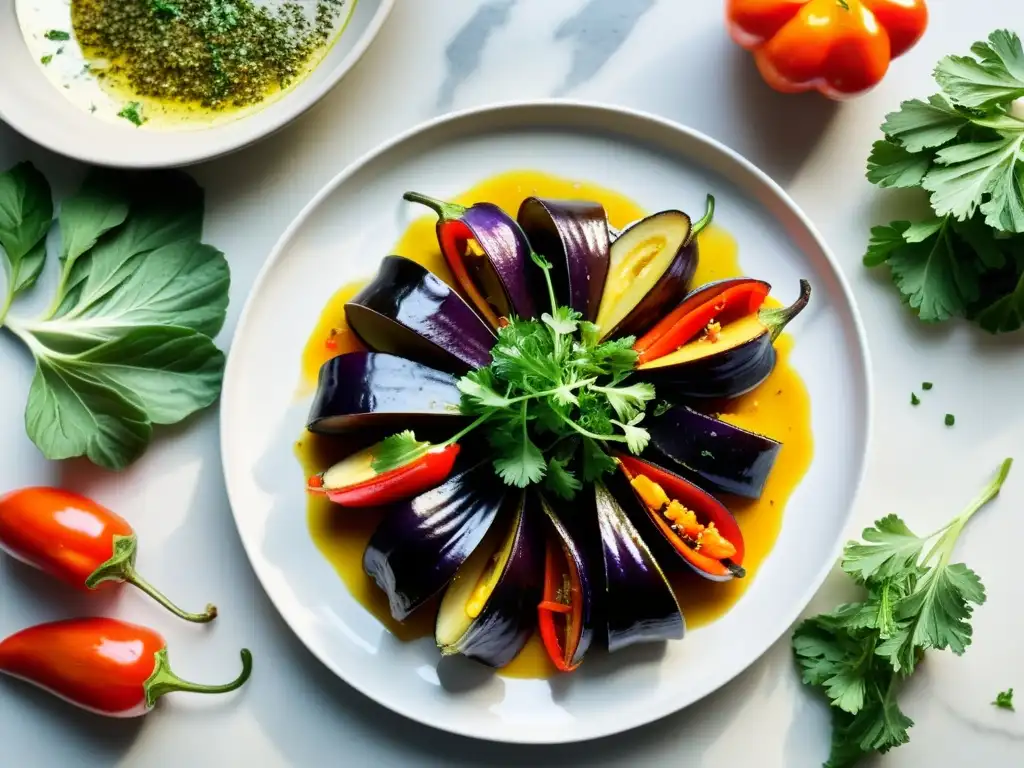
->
xmin=220 ymin=101 xmax=872 ymax=743
xmin=0 ymin=0 xmax=394 ymax=168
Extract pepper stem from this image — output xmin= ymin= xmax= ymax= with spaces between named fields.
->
xmin=144 ymin=648 xmax=253 ymax=709
xmin=724 ymin=559 xmax=747 ymax=579
xmin=403 ymin=191 xmax=467 ymax=221
xmin=690 ymin=195 xmax=716 ymax=239
xmin=86 ymin=534 xmax=218 ymax=623
xmin=760 ymin=279 xmax=812 ymax=342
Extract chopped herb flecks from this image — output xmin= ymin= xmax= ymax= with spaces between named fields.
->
xmin=945 ymin=413 xmax=955 ymax=427
xmin=44 ymin=30 xmax=70 ymax=41
xmin=922 ymin=382 xmax=933 ymax=390
xmin=117 ymin=102 xmax=145 ymax=126
xmin=700 ymin=450 xmax=714 ymax=459
xmin=40 ymin=55 xmax=53 ymax=65
xmin=911 ymin=392 xmax=920 ymax=406
xmin=994 ymin=689 xmax=1015 ymax=711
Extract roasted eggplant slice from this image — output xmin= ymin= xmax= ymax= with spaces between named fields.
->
xmin=595 ymin=197 xmax=714 ymax=340
xmin=536 ymin=495 xmax=595 ymax=672
xmin=594 ymin=480 xmax=684 ymax=652
xmin=615 ymin=455 xmax=746 ymax=582
xmin=364 ymin=458 xmax=506 ymax=620
xmin=516 ymin=198 xmax=610 ymax=321
xmin=307 ymin=352 xmax=465 ymax=435
xmin=637 ymin=280 xmax=811 ymax=399
xmin=345 ymin=256 xmax=496 ymax=375
xmin=435 ymin=491 xmax=543 ymax=667
xmin=403 ymin=192 xmax=537 ymax=325
xmin=645 ymin=405 xmax=780 ymax=499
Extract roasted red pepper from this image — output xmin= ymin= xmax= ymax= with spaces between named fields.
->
xmin=310 ymin=443 xmax=461 ymax=508
xmin=0 ymin=488 xmax=216 ymax=623
xmin=537 ymin=536 xmax=585 ymax=673
xmin=0 ymin=618 xmax=252 ymax=717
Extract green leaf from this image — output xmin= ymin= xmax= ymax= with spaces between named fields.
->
xmin=829 ymin=676 xmax=913 ymax=763
xmin=544 ymin=457 xmax=582 ymax=500
xmin=493 ymin=425 xmax=545 ymax=488
xmin=953 ymin=214 xmax=1006 ymax=268
xmin=866 ymin=140 xmax=933 ymax=188
xmin=58 ymin=170 xmax=130 ymax=268
xmin=841 ymin=515 xmax=928 ymax=584
xmin=897 ymin=562 xmax=986 ymax=655
xmin=25 ymin=358 xmax=152 ymax=470
xmin=924 ymin=132 xmax=1024 ymax=233
xmin=598 ymin=382 xmax=656 ymax=421
xmin=863 ymin=222 xmax=911 ymax=267
xmin=457 ymin=369 xmax=513 ymax=408
xmin=976 ymin=267 xmax=1024 ymax=332
xmin=993 ymin=688 xmax=1015 ymax=711
xmin=370 ymin=431 xmax=432 ymax=474
xmin=935 ymin=30 xmax=1024 ymax=109
xmin=886 ymin=220 xmax=980 ymax=321
xmin=880 ymin=95 xmax=971 ymax=153
xmin=581 ymin=437 xmax=615 ymax=482
xmin=11 ymin=239 xmax=47 ymax=296
xmin=612 ymin=414 xmax=649 ymax=455
xmin=0 ymin=162 xmax=53 ymax=297
xmin=542 ymin=306 xmax=580 ymax=335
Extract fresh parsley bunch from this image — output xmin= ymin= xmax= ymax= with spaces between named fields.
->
xmin=456 ymin=252 xmax=655 ymax=499
xmin=864 ymin=30 xmax=1024 ymax=333
xmin=0 ymin=163 xmax=229 ymax=470
xmin=793 ymin=459 xmax=1012 ymax=767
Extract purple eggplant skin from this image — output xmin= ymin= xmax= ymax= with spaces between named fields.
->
xmin=436 ymin=492 xmax=544 ymax=668
xmin=637 ymin=334 xmax=774 ymax=399
xmin=644 ymin=405 xmax=781 ymax=499
xmin=602 ymin=212 xmax=698 ymax=340
xmin=538 ymin=494 xmax=596 ymax=669
xmin=594 ymin=480 xmax=684 ymax=652
xmin=517 ymin=198 xmax=610 ymax=321
xmin=403 ymin=193 xmax=537 ymax=320
xmin=307 ymin=352 xmax=466 ymax=435
xmin=363 ymin=458 xmax=506 ymax=621
xmin=345 ymin=256 xmax=496 ymax=375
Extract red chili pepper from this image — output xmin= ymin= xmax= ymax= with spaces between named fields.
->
xmin=0 ymin=488 xmax=216 ymax=623
xmin=537 ymin=537 xmax=584 ymax=673
xmin=318 ymin=444 xmax=461 ymax=508
xmin=634 ymin=282 xmax=770 ymax=364
xmin=0 ymin=618 xmax=252 ymax=718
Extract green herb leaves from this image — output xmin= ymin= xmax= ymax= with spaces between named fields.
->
xmin=863 ymin=30 xmax=1024 ymax=332
xmin=0 ymin=163 xmax=230 ymax=470
xmin=370 ymin=431 xmax=432 ymax=474
xmin=456 ymin=254 xmax=654 ymax=496
xmin=794 ymin=459 xmax=1012 ymax=767
xmin=993 ymin=688 xmax=1015 ymax=711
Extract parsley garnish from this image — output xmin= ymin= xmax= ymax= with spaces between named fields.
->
xmin=794 ymin=459 xmax=1012 ymax=765
xmin=40 ymin=55 xmax=52 ymax=65
xmin=945 ymin=413 xmax=956 ymax=426
xmin=454 ymin=252 xmax=654 ymax=496
xmin=994 ymin=688 xmax=1015 ymax=711
xmin=910 ymin=393 xmax=920 ymax=406
xmin=44 ymin=30 xmax=70 ymax=41
xmin=370 ymin=431 xmax=432 ymax=474
xmin=863 ymin=30 xmax=1024 ymax=333
xmin=922 ymin=382 xmax=933 ymax=390
xmin=117 ymin=102 xmax=145 ymax=127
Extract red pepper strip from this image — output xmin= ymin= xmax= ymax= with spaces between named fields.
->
xmin=326 ymin=444 xmax=461 ymax=508
xmin=439 ymin=221 xmax=502 ymax=328
xmin=0 ymin=488 xmax=217 ymax=623
xmin=0 ymin=618 xmax=252 ymax=718
xmin=634 ymin=283 xmax=770 ymax=364
xmin=537 ymin=538 xmax=584 ymax=672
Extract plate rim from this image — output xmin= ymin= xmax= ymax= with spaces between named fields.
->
xmin=0 ymin=0 xmax=396 ymax=168
xmin=219 ymin=98 xmax=875 ymax=744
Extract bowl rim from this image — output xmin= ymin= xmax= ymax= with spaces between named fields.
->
xmin=0 ymin=0 xmax=396 ymax=168
xmin=219 ymin=98 xmax=875 ymax=743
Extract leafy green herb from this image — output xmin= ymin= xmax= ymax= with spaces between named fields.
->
xmin=453 ymin=251 xmax=654 ymax=496
xmin=370 ymin=431 xmax=432 ymax=474
xmin=118 ymin=102 xmax=145 ymax=127
xmin=945 ymin=413 xmax=956 ymax=426
xmin=993 ymin=688 xmax=1015 ymax=711
xmin=44 ymin=30 xmax=70 ymax=41
xmin=863 ymin=30 xmax=1024 ymax=332
xmin=794 ymin=459 xmax=1012 ymax=766
xmin=922 ymin=382 xmax=934 ymax=390
xmin=911 ymin=393 xmax=920 ymax=406
xmin=0 ymin=164 xmax=230 ymax=469
xmin=40 ymin=55 xmax=53 ymax=65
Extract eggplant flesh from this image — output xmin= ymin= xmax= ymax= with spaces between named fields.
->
xmin=459 ymin=203 xmax=538 ymax=321
xmin=645 ymin=405 xmax=780 ymax=499
xmin=594 ymin=480 xmax=684 ymax=652
xmin=517 ymin=198 xmax=610 ymax=321
xmin=435 ymin=491 xmax=543 ymax=667
xmin=363 ymin=458 xmax=506 ymax=621
xmin=345 ymin=256 xmax=496 ymax=375
xmin=538 ymin=495 xmax=595 ymax=670
xmin=307 ymin=352 xmax=466 ymax=435
xmin=597 ymin=211 xmax=696 ymax=340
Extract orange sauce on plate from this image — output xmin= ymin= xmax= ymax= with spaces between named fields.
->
xmin=295 ymin=170 xmax=814 ymax=679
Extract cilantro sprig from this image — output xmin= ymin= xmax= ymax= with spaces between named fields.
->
xmin=793 ymin=459 xmax=1013 ymax=767
xmin=863 ymin=30 xmax=1024 ymax=333
xmin=455 ymin=252 xmax=654 ymax=498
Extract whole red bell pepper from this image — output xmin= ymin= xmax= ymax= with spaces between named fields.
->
xmin=0 ymin=618 xmax=252 ymax=717
xmin=726 ymin=0 xmax=929 ymax=99
xmin=0 ymin=487 xmax=216 ymax=623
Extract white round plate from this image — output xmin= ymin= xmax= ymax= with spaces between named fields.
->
xmin=221 ymin=101 xmax=872 ymax=744
xmin=0 ymin=0 xmax=394 ymax=168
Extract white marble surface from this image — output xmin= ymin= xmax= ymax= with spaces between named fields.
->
xmin=1 ymin=1 xmax=1023 ymax=765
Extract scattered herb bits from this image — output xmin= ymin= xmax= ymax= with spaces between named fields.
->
xmin=40 ymin=55 xmax=53 ymax=65
xmin=911 ymin=392 xmax=920 ymax=406
xmin=994 ymin=689 xmax=1015 ymax=711
xmin=117 ymin=102 xmax=145 ymax=127
xmin=922 ymin=382 xmax=933 ymax=390
xmin=945 ymin=413 xmax=956 ymax=426
xmin=43 ymin=30 xmax=70 ymax=41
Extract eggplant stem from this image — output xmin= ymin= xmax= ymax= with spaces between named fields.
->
xmin=760 ymin=279 xmax=811 ymax=342
xmin=402 ymin=191 xmax=466 ymax=221
xmin=690 ymin=195 xmax=716 ymax=239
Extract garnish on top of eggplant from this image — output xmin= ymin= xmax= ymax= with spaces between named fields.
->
xmin=303 ymin=186 xmax=813 ymax=673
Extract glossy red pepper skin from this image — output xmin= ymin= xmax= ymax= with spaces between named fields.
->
xmin=0 ymin=488 xmax=216 ymax=622
xmin=325 ymin=444 xmax=461 ymax=507
xmin=0 ymin=618 xmax=253 ymax=718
